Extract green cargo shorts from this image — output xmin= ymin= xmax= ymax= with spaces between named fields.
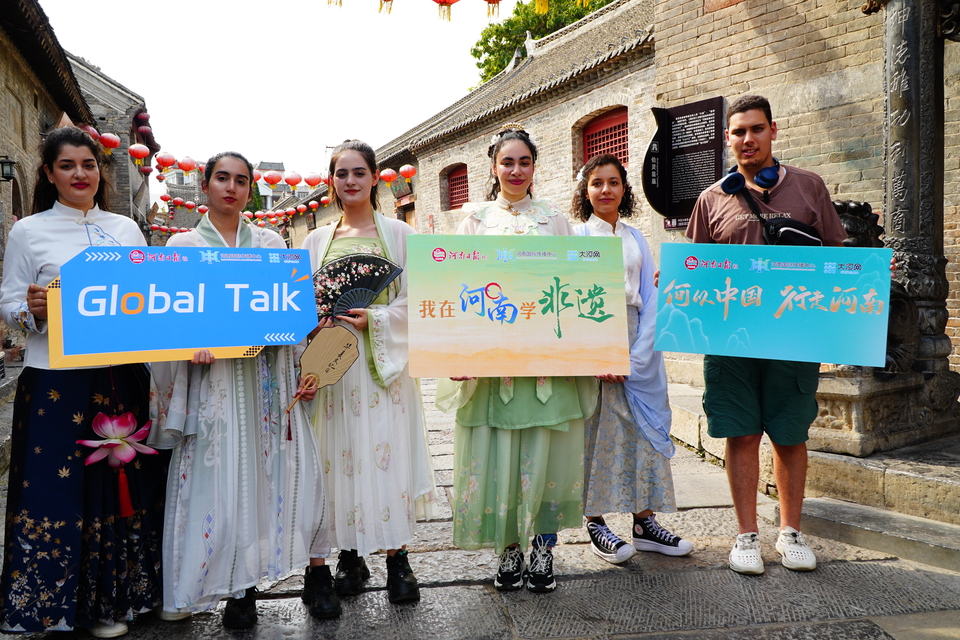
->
xmin=702 ymin=355 xmax=820 ymax=446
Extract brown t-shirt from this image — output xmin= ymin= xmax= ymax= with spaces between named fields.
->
xmin=686 ymin=165 xmax=847 ymax=246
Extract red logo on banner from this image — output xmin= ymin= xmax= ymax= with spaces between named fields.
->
xmin=129 ymin=250 xmax=146 ymax=264
xmin=432 ymin=248 xmax=447 ymax=262
xmin=684 ymin=256 xmax=698 ymax=270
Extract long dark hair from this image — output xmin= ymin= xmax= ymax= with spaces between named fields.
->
xmin=486 ymin=127 xmax=538 ymax=200
xmin=329 ymin=140 xmax=380 ymax=211
xmin=571 ymin=154 xmax=636 ymax=222
xmin=31 ymin=126 xmax=111 ymax=214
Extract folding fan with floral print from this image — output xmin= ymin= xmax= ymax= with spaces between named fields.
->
xmin=312 ymin=253 xmax=403 ymax=319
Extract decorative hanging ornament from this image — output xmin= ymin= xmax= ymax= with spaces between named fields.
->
xmin=159 ymin=193 xmax=172 ymax=203
xmin=136 ymin=112 xmax=151 ymax=122
xmin=297 ymin=204 xmax=308 ymax=214
xmin=431 ymin=0 xmax=460 ymax=20
xmin=177 ymin=156 xmax=197 ymax=176
xmin=309 ymin=200 xmax=319 ymax=210
xmin=81 ymin=125 xmax=100 ymax=141
xmin=137 ymin=125 xmax=152 ymax=136
xmin=128 ymin=143 xmax=150 ymax=166
xmin=184 ymin=201 xmax=196 ymax=211
xmin=150 ymin=224 xmax=160 ymax=231
xmin=264 ymin=170 xmax=283 ymax=189
xmin=155 ymin=151 xmax=176 ymax=172
xmin=320 ymin=196 xmax=331 ymax=206
xmin=156 ymin=173 xmax=166 ymax=182
xmin=399 ymin=164 xmax=417 ymax=182
xmin=198 ymin=205 xmax=209 ymax=215
xmin=258 ymin=220 xmax=267 ymax=227
xmin=484 ymin=0 xmax=501 ymax=17
xmin=285 ymin=172 xmax=302 ymax=191
xmin=99 ymin=133 xmax=121 ymax=155
xmin=253 ymin=169 xmax=262 ymax=182
xmin=380 ymin=168 xmax=397 ymax=187
xmin=159 ymin=225 xmax=169 ymax=232
xmin=172 ymin=197 xmax=184 ymax=208
xmin=140 ymin=166 xmax=154 ymax=175
xmin=304 ymin=173 xmax=323 ymax=189
xmin=379 ymin=0 xmax=393 ymax=13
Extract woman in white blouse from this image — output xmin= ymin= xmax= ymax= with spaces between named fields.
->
xmin=0 ymin=126 xmax=167 ymax=637
xmin=571 ymin=154 xmax=694 ymax=565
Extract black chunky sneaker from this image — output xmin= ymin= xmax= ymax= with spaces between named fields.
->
xmin=385 ymin=550 xmax=420 ymax=604
xmin=305 ymin=565 xmax=342 ymax=619
xmin=525 ymin=540 xmax=557 ymax=593
xmin=587 ymin=517 xmax=636 ymax=564
xmin=334 ymin=549 xmax=371 ymax=596
xmin=222 ymin=587 xmax=258 ymax=629
xmin=493 ymin=546 xmax=525 ymax=591
xmin=633 ymin=514 xmax=694 ymax=556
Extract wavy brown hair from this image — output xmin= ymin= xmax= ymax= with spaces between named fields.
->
xmin=570 ymin=154 xmax=636 ymax=222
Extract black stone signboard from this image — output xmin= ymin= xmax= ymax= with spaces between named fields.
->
xmin=642 ymin=97 xmax=724 ymax=228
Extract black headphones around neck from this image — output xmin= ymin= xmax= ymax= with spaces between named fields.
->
xmin=721 ymin=157 xmax=781 ymax=198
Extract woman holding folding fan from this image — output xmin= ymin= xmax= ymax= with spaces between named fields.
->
xmin=300 ymin=140 xmax=437 ymax=610
xmin=148 ymin=151 xmax=329 ymax=629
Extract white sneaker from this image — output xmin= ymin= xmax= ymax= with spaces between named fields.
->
xmin=155 ymin=608 xmax=192 ymax=621
xmin=776 ymin=526 xmax=817 ymax=571
xmin=88 ymin=621 xmax=129 ymax=638
xmin=728 ymin=532 xmax=764 ymax=575
xmin=587 ymin=519 xmax=636 ymax=564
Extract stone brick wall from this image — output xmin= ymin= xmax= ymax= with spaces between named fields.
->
xmin=943 ymin=43 xmax=960 ymax=369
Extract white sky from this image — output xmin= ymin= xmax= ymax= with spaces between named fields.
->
xmin=40 ymin=0 xmax=518 ymax=201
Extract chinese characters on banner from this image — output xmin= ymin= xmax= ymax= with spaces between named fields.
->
xmin=656 ymin=244 xmax=893 ymax=366
xmin=407 ymin=236 xmax=629 ymax=377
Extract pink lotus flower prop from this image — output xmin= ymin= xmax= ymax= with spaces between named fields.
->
xmin=78 ymin=412 xmax=157 ymax=468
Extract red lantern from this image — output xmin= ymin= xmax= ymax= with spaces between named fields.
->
xmin=156 ymin=174 xmax=166 ymax=182
xmin=253 ymin=170 xmax=262 ymax=182
xmin=243 ymin=211 xmax=253 ymax=219
xmin=297 ymin=204 xmax=308 ymax=214
xmin=285 ymin=207 xmax=296 ymax=217
xmin=322 ymin=175 xmax=330 ymax=186
xmin=309 ymin=200 xmax=319 ymax=210
xmin=150 ymin=224 xmax=160 ymax=231
xmin=184 ymin=201 xmax=196 ymax=211
xmin=100 ymin=133 xmax=121 ymax=155
xmin=177 ymin=156 xmax=197 ymax=175
xmin=257 ymin=220 xmax=266 ymax=228
xmin=137 ymin=125 xmax=153 ymax=136
xmin=399 ymin=164 xmax=417 ymax=182
xmin=284 ymin=172 xmax=302 ymax=190
xmin=264 ymin=171 xmax=283 ymax=188
xmin=198 ymin=205 xmax=209 ymax=215
xmin=136 ymin=112 xmax=150 ymax=122
xmin=255 ymin=211 xmax=266 ymax=219
xmin=269 ymin=217 xmax=278 ymax=225
xmin=155 ymin=151 xmax=176 ymax=171
xmin=380 ymin=168 xmax=398 ymax=186
xmin=128 ymin=143 xmax=150 ymax=166
xmin=172 ymin=197 xmax=184 ymax=207
xmin=140 ymin=166 xmax=154 ymax=175
xmin=431 ymin=0 xmax=460 ymax=20
xmin=160 ymin=193 xmax=172 ymax=203
xmin=484 ymin=0 xmax=501 ymax=17
xmin=180 ymin=227 xmax=189 ymax=233
xmin=169 ymin=227 xmax=178 ymax=234
xmin=198 ymin=163 xmax=206 ymax=176
xmin=320 ymin=196 xmax=331 ymax=206
xmin=159 ymin=225 xmax=169 ymax=233
xmin=304 ymin=173 xmax=323 ymax=188
xmin=81 ymin=125 xmax=100 ymax=141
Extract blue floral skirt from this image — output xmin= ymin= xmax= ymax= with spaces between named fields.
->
xmin=0 ymin=365 xmax=168 ymax=632
xmin=582 ymin=312 xmax=677 ymax=517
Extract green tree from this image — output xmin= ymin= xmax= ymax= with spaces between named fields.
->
xmin=244 ymin=184 xmax=263 ymax=212
xmin=471 ymin=0 xmax=615 ymax=84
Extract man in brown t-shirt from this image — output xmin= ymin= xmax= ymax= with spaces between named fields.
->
xmin=686 ymin=95 xmax=846 ymax=576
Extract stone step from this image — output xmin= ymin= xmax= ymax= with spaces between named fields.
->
xmin=789 ymin=497 xmax=960 ymax=573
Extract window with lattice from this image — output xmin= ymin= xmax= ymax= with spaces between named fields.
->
xmin=448 ymin=166 xmax=468 ymax=210
xmin=583 ymin=107 xmax=629 ymax=166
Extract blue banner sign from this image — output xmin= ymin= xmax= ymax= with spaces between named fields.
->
xmin=656 ymin=243 xmax=892 ymax=366
xmin=48 ymin=246 xmax=318 ymax=367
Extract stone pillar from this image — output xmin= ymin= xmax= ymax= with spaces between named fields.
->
xmin=883 ymin=0 xmax=949 ymax=373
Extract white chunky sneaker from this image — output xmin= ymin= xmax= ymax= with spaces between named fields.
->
xmin=775 ymin=526 xmax=817 ymax=571
xmin=728 ymin=532 xmax=764 ymax=575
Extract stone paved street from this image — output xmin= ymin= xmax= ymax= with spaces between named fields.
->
xmin=8 ymin=378 xmax=960 ymax=639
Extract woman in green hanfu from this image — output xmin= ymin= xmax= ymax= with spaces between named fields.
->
xmin=437 ymin=125 xmax=597 ymax=594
